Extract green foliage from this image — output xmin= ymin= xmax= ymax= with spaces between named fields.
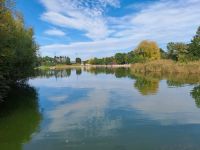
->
xmin=115 ymin=53 xmax=126 ymax=64
xmin=38 ymin=56 xmax=73 ymax=66
xmin=134 ymin=40 xmax=161 ymax=60
xmin=75 ymin=57 xmax=81 ymax=64
xmin=191 ymin=85 xmax=200 ymax=108
xmin=188 ymin=26 xmax=200 ymax=60
xmin=104 ymin=57 xmax=113 ymax=65
xmin=38 ymin=56 xmax=55 ymax=66
xmin=0 ymin=0 xmax=38 ymax=100
xmin=166 ymin=26 xmax=200 ymax=62
xmin=131 ymin=54 xmax=146 ymax=63
xmin=65 ymin=56 xmax=71 ymax=65
xmin=88 ymin=58 xmax=97 ymax=65
xmin=167 ymin=42 xmax=188 ymax=62
xmin=88 ymin=57 xmax=107 ymax=65
xmin=87 ymin=51 xmax=147 ymax=65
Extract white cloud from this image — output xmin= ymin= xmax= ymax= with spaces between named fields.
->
xmin=29 ymin=71 xmax=200 ymax=127
xmin=40 ymin=0 xmax=120 ymax=40
xmin=40 ymin=38 xmax=138 ymax=59
xmin=110 ymin=0 xmax=200 ymax=42
xmin=44 ymin=28 xmax=66 ymax=36
xmin=39 ymin=0 xmax=200 ymax=59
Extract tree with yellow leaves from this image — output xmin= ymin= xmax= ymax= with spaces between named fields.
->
xmin=134 ymin=40 xmax=161 ymax=60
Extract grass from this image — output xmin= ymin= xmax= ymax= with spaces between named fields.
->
xmin=37 ymin=64 xmax=82 ymax=70
xmin=131 ymin=60 xmax=200 ymax=74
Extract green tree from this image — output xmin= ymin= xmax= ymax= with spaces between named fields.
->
xmin=167 ymin=42 xmax=177 ymax=60
xmin=75 ymin=57 xmax=81 ymax=64
xmin=135 ymin=40 xmax=160 ymax=60
xmin=0 ymin=0 xmax=38 ymax=100
xmin=125 ymin=51 xmax=135 ymax=63
xmin=88 ymin=57 xmax=104 ymax=65
xmin=104 ymin=57 xmax=113 ymax=65
xmin=115 ymin=53 xmax=126 ymax=64
xmin=88 ymin=58 xmax=95 ymax=65
xmin=40 ymin=56 xmax=55 ymax=66
xmin=188 ymin=26 xmax=200 ymax=60
xmin=167 ymin=42 xmax=188 ymax=61
xmin=65 ymin=57 xmax=71 ymax=65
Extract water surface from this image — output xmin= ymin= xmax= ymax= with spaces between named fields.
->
xmin=1 ymin=68 xmax=200 ymax=150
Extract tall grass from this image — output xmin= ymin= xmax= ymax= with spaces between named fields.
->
xmin=131 ymin=60 xmax=200 ymax=74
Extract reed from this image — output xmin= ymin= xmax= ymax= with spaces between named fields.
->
xmin=131 ymin=60 xmax=200 ymax=74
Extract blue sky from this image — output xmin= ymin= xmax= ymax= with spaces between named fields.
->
xmin=16 ymin=0 xmax=200 ymax=60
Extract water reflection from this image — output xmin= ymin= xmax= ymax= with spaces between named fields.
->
xmin=133 ymin=75 xmax=159 ymax=95
xmin=76 ymin=68 xmax=82 ymax=75
xmin=87 ymin=68 xmax=200 ymax=107
xmin=26 ymin=68 xmax=200 ymax=149
xmin=131 ymin=72 xmax=200 ymax=108
xmin=36 ymin=68 xmax=200 ymax=108
xmin=0 ymin=85 xmax=41 ymax=150
xmin=36 ymin=69 xmax=72 ymax=78
xmin=191 ymin=85 xmax=200 ymax=108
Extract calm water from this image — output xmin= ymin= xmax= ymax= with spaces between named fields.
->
xmin=1 ymin=68 xmax=200 ymax=150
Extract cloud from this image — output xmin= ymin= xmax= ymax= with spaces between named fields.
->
xmin=30 ymin=70 xmax=200 ymax=128
xmin=44 ymin=28 xmax=66 ymax=36
xmin=47 ymin=89 xmax=116 ymax=133
xmin=40 ymin=38 xmax=138 ymax=59
xmin=109 ymin=0 xmax=200 ymax=41
xmin=40 ymin=0 xmax=120 ymax=40
xmin=39 ymin=0 xmax=200 ymax=59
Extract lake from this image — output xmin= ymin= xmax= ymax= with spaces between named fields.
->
xmin=0 ymin=67 xmax=200 ymax=150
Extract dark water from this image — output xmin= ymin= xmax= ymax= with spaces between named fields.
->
xmin=1 ymin=67 xmax=200 ymax=150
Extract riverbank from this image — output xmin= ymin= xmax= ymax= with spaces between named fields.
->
xmin=131 ymin=60 xmax=200 ymax=74
xmin=38 ymin=60 xmax=200 ymax=74
xmin=37 ymin=64 xmax=83 ymax=70
xmin=37 ymin=64 xmax=131 ymax=70
xmin=86 ymin=64 xmax=131 ymax=68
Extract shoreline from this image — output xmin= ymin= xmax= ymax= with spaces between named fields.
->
xmin=37 ymin=60 xmax=200 ymax=74
xmin=37 ymin=64 xmax=131 ymax=70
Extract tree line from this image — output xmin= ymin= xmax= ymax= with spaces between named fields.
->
xmin=0 ymin=0 xmax=38 ymax=100
xmin=38 ymin=26 xmax=200 ymax=66
xmin=86 ymin=26 xmax=200 ymax=65
xmin=38 ymin=56 xmax=82 ymax=66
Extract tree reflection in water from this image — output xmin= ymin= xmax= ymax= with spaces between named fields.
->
xmin=191 ymin=85 xmax=200 ymax=108
xmin=134 ymin=77 xmax=159 ymax=95
xmin=131 ymin=72 xmax=200 ymax=108
xmin=36 ymin=68 xmax=200 ymax=108
xmin=0 ymin=84 xmax=41 ymax=150
xmin=76 ymin=68 xmax=82 ymax=76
